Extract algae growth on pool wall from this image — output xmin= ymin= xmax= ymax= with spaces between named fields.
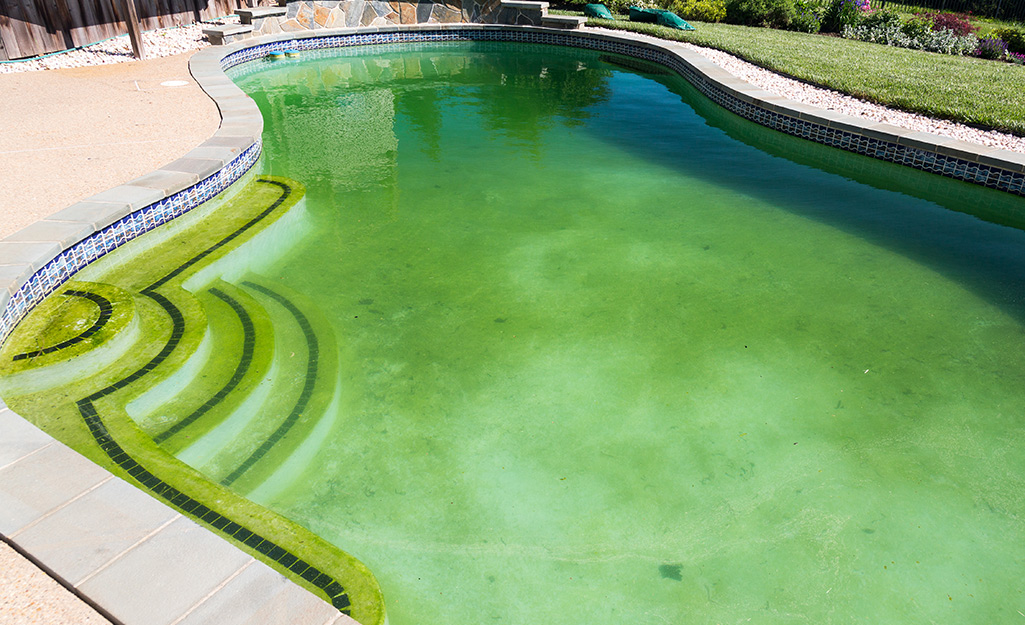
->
xmin=5 ymin=40 xmax=1025 ymax=624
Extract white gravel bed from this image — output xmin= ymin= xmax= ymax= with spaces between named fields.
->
xmin=675 ymin=40 xmax=1025 ymax=154
xmin=0 ymin=17 xmax=237 ymax=74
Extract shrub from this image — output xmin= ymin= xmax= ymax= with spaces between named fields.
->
xmin=901 ymin=15 xmax=933 ymax=40
xmin=724 ymin=0 xmax=796 ymax=28
xmin=789 ymin=0 xmax=823 ymax=32
xmin=844 ymin=19 xmax=979 ymax=54
xmin=933 ymin=28 xmax=979 ymax=54
xmin=860 ymin=9 xmax=900 ymax=29
xmin=821 ymin=0 xmax=866 ymax=33
xmin=975 ymin=35 xmax=1008 ymax=59
xmin=994 ymin=27 xmax=1025 ymax=54
xmin=671 ymin=0 xmax=727 ymax=22
xmin=921 ymin=11 xmax=976 ymax=36
xmin=844 ymin=20 xmax=910 ymax=47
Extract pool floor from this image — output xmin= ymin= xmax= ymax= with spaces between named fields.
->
xmin=4 ymin=42 xmax=1025 ymax=624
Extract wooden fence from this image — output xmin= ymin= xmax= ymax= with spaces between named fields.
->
xmin=0 ymin=0 xmax=243 ymax=60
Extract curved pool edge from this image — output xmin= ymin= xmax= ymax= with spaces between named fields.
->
xmin=2 ymin=22 xmax=1025 ymax=625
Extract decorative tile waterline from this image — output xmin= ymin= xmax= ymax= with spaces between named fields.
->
xmin=1 ymin=23 xmax=1024 ymax=625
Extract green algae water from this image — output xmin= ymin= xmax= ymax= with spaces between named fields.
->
xmin=5 ymin=41 xmax=1025 ymax=623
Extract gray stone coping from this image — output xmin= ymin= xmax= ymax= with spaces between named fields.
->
xmin=0 ymin=403 xmax=349 ymax=625
xmin=541 ymin=15 xmax=588 ymax=26
xmin=2 ymin=21 xmax=1024 ymax=625
xmin=236 ymin=7 xmax=288 ymax=21
xmin=499 ymin=0 xmax=550 ymax=9
xmin=201 ymin=24 xmax=255 ymax=37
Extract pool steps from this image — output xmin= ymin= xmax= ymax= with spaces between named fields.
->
xmin=148 ymin=285 xmax=274 ymax=453
xmin=1 ymin=177 xmax=375 ymax=624
xmin=211 ymin=278 xmax=339 ymax=496
xmin=0 ymin=283 xmax=140 ymax=396
xmin=3 ymin=21 xmax=1025 ymax=625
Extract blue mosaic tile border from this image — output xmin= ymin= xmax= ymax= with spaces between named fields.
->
xmin=221 ymin=28 xmax=1025 ymax=198
xmin=0 ymin=141 xmax=262 ymax=342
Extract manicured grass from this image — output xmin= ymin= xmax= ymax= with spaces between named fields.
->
xmin=570 ymin=15 xmax=1025 ymax=135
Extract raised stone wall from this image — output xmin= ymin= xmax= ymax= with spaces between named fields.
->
xmin=245 ymin=0 xmax=548 ymax=35
xmin=254 ymin=0 xmax=468 ymax=34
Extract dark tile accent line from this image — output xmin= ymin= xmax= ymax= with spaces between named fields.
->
xmin=12 ymin=290 xmax=113 ymax=361
xmin=69 ymin=178 xmax=352 ymax=615
xmin=221 ymin=281 xmax=319 ymax=487
xmin=147 ymin=180 xmax=291 ymax=293
xmin=153 ymin=287 xmax=257 ymax=444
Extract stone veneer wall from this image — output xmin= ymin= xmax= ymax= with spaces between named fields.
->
xmin=246 ymin=0 xmax=536 ymax=35
xmin=260 ymin=0 xmax=469 ymax=32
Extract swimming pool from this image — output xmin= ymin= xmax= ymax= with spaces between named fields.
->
xmin=3 ymin=34 xmax=1025 ymax=625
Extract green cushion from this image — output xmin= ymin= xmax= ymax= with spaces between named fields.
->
xmin=584 ymin=3 xmax=614 ymax=18
xmin=655 ymin=9 xmax=695 ymax=29
xmin=628 ymin=6 xmax=661 ymax=22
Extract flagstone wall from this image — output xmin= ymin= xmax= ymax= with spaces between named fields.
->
xmin=249 ymin=0 xmax=532 ymax=35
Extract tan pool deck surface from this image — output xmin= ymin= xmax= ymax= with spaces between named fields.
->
xmin=0 ymin=51 xmax=218 ymax=625
xmin=0 ymin=53 xmax=219 ymax=241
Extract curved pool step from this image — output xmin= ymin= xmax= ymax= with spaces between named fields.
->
xmin=0 ymin=281 xmax=141 ymax=396
xmin=187 ymin=276 xmax=339 ymax=497
xmin=138 ymin=281 xmax=277 ymax=454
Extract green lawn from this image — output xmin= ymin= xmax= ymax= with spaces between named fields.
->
xmin=566 ymin=15 xmax=1025 ymax=135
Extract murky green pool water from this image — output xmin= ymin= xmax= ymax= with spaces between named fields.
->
xmin=9 ymin=41 xmax=1025 ymax=623
xmin=232 ymin=42 xmax=1025 ymax=624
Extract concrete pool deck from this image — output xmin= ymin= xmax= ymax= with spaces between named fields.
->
xmin=0 ymin=53 xmax=220 ymax=239
xmin=2 ymin=22 xmax=1024 ymax=625
xmin=0 ymin=51 xmax=348 ymax=625
xmin=0 ymin=50 xmax=216 ymax=625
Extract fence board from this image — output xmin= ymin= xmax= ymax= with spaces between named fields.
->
xmin=0 ymin=0 xmax=238 ymax=59
xmin=1 ymin=0 xmax=64 ymax=57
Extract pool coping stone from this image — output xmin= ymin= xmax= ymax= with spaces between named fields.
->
xmin=0 ymin=241 xmax=65 ymax=272
xmin=129 ymin=169 xmax=203 ymax=197
xmin=0 ymin=408 xmax=351 ymax=625
xmin=10 ymin=477 xmax=182 ymax=587
xmin=76 ymin=515 xmax=255 ymax=625
xmin=46 ymin=200 xmax=138 ymax=233
xmin=85 ymin=184 xmax=167 ymax=211
xmin=2 ymin=21 xmax=1025 ymax=625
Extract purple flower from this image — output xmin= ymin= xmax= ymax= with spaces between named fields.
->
xmin=975 ymin=35 xmax=1008 ymax=60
